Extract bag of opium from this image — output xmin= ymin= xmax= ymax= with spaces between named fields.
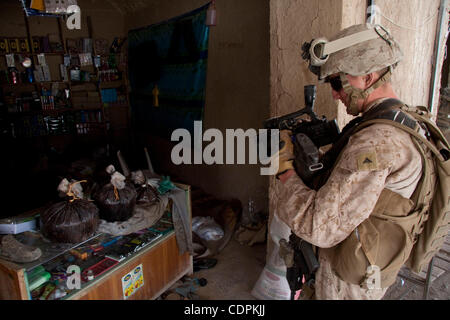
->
xmin=94 ymin=165 xmax=137 ymax=222
xmin=131 ymin=170 xmax=159 ymax=205
xmin=41 ymin=179 xmax=99 ymax=244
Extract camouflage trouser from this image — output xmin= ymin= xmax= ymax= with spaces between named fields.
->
xmin=314 ymin=252 xmax=388 ymax=300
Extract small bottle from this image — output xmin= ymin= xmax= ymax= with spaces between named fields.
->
xmin=248 ymin=198 xmax=255 ymax=217
xmin=206 ymin=0 xmax=217 ymax=26
xmin=152 ymin=85 xmax=160 ymax=107
xmin=87 ymin=270 xmax=94 ymax=281
xmin=27 ymin=67 xmax=35 ymax=83
xmin=9 ymin=67 xmax=19 ymax=84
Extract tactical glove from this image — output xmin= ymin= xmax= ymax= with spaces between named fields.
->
xmin=275 ymin=130 xmax=294 ymax=178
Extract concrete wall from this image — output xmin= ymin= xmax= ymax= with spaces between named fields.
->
xmin=124 ymin=0 xmax=271 ymax=213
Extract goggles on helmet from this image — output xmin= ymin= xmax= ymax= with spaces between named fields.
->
xmin=301 ymin=24 xmax=393 ymax=80
xmin=325 ymin=76 xmax=343 ymax=92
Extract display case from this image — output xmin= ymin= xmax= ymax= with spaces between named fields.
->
xmin=0 ymin=184 xmax=192 ymax=300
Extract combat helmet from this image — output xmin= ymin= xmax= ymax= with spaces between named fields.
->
xmin=302 ymin=23 xmax=403 ymax=115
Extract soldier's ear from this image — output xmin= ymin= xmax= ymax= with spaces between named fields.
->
xmin=364 ymin=73 xmax=375 ymax=88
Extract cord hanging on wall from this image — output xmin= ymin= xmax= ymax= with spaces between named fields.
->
xmin=206 ymin=0 xmax=217 ymax=26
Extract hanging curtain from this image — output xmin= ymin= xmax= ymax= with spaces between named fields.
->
xmin=128 ymin=3 xmax=210 ymax=138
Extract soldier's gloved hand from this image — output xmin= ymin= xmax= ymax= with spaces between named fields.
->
xmin=275 ymin=130 xmax=294 ymax=179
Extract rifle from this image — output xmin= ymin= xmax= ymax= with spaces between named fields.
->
xmin=264 ymin=85 xmax=340 ymax=188
xmin=279 ymin=235 xmax=320 ymax=300
xmin=266 ymin=85 xmax=339 ymax=299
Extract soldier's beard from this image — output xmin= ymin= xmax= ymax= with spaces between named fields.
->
xmin=345 ymin=94 xmax=362 ymax=116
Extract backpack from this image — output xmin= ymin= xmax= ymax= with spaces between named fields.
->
xmin=352 ymin=101 xmax=450 ymax=274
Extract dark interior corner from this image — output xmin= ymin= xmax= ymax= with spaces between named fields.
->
xmin=0 ymin=0 xmax=271 ymax=219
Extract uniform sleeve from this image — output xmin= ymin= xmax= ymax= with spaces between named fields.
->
xmin=274 ymin=124 xmax=403 ymax=248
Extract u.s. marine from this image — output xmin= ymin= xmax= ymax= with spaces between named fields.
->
xmin=274 ymin=23 xmax=436 ymax=300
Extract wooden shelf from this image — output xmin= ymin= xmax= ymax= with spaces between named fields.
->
xmin=99 ymin=80 xmax=124 ymax=89
xmin=70 ymin=81 xmax=99 ymax=86
xmin=0 ymin=13 xmax=130 ymax=147
xmin=5 ymin=106 xmax=106 ymax=115
xmin=0 ymin=52 xmax=65 ymax=56
xmin=72 ymin=105 xmax=103 ymax=110
xmin=1 ymin=81 xmax=69 ymax=88
xmin=5 ymin=107 xmax=70 ymax=115
xmin=36 ymin=81 xmax=69 ymax=84
xmin=1 ymin=82 xmax=36 ymax=87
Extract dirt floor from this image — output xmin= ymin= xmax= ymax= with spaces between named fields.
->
xmin=194 ymin=239 xmax=266 ymax=300
xmin=167 ymin=237 xmax=450 ymax=300
xmin=383 ymin=258 xmax=450 ymax=300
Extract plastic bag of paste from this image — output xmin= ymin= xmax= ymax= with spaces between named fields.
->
xmin=94 ymin=165 xmax=137 ymax=222
xmin=192 ymin=216 xmax=224 ymax=241
xmin=40 ymin=179 xmax=99 ymax=244
xmin=131 ymin=170 xmax=159 ymax=204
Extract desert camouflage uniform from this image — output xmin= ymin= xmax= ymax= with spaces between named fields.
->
xmin=274 ymin=99 xmax=423 ymax=300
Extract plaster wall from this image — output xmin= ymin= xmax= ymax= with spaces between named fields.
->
xmin=373 ymin=0 xmax=448 ymax=118
xmin=267 ymin=0 xmax=348 ymax=272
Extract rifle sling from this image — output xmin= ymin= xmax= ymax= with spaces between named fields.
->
xmin=317 ymin=99 xmax=422 ymax=188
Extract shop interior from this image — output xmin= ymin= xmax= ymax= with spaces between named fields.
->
xmin=0 ymin=0 xmax=449 ymax=302
xmin=0 ymin=0 xmax=270 ymax=301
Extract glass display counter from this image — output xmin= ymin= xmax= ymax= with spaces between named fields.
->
xmin=0 ymin=184 xmax=192 ymax=300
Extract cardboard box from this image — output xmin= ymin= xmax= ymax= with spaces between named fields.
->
xmin=0 ymin=219 xmax=37 ymax=234
xmin=0 ymin=38 xmax=10 ymax=54
xmin=60 ymin=64 xmax=68 ymax=81
xmin=8 ymin=38 xmax=20 ymax=53
xmin=42 ymin=65 xmax=52 ymax=81
xmin=34 ymin=66 xmax=44 ymax=82
xmin=83 ymin=38 xmax=93 ymax=53
xmin=19 ymin=38 xmax=30 ymax=53
xmin=32 ymin=36 xmax=41 ymax=52
xmin=5 ymin=54 xmax=15 ymax=68
xmin=0 ymin=210 xmax=40 ymax=234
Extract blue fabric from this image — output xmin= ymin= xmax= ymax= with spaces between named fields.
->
xmin=128 ymin=4 xmax=210 ymax=139
xmin=101 ymin=89 xmax=118 ymax=103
